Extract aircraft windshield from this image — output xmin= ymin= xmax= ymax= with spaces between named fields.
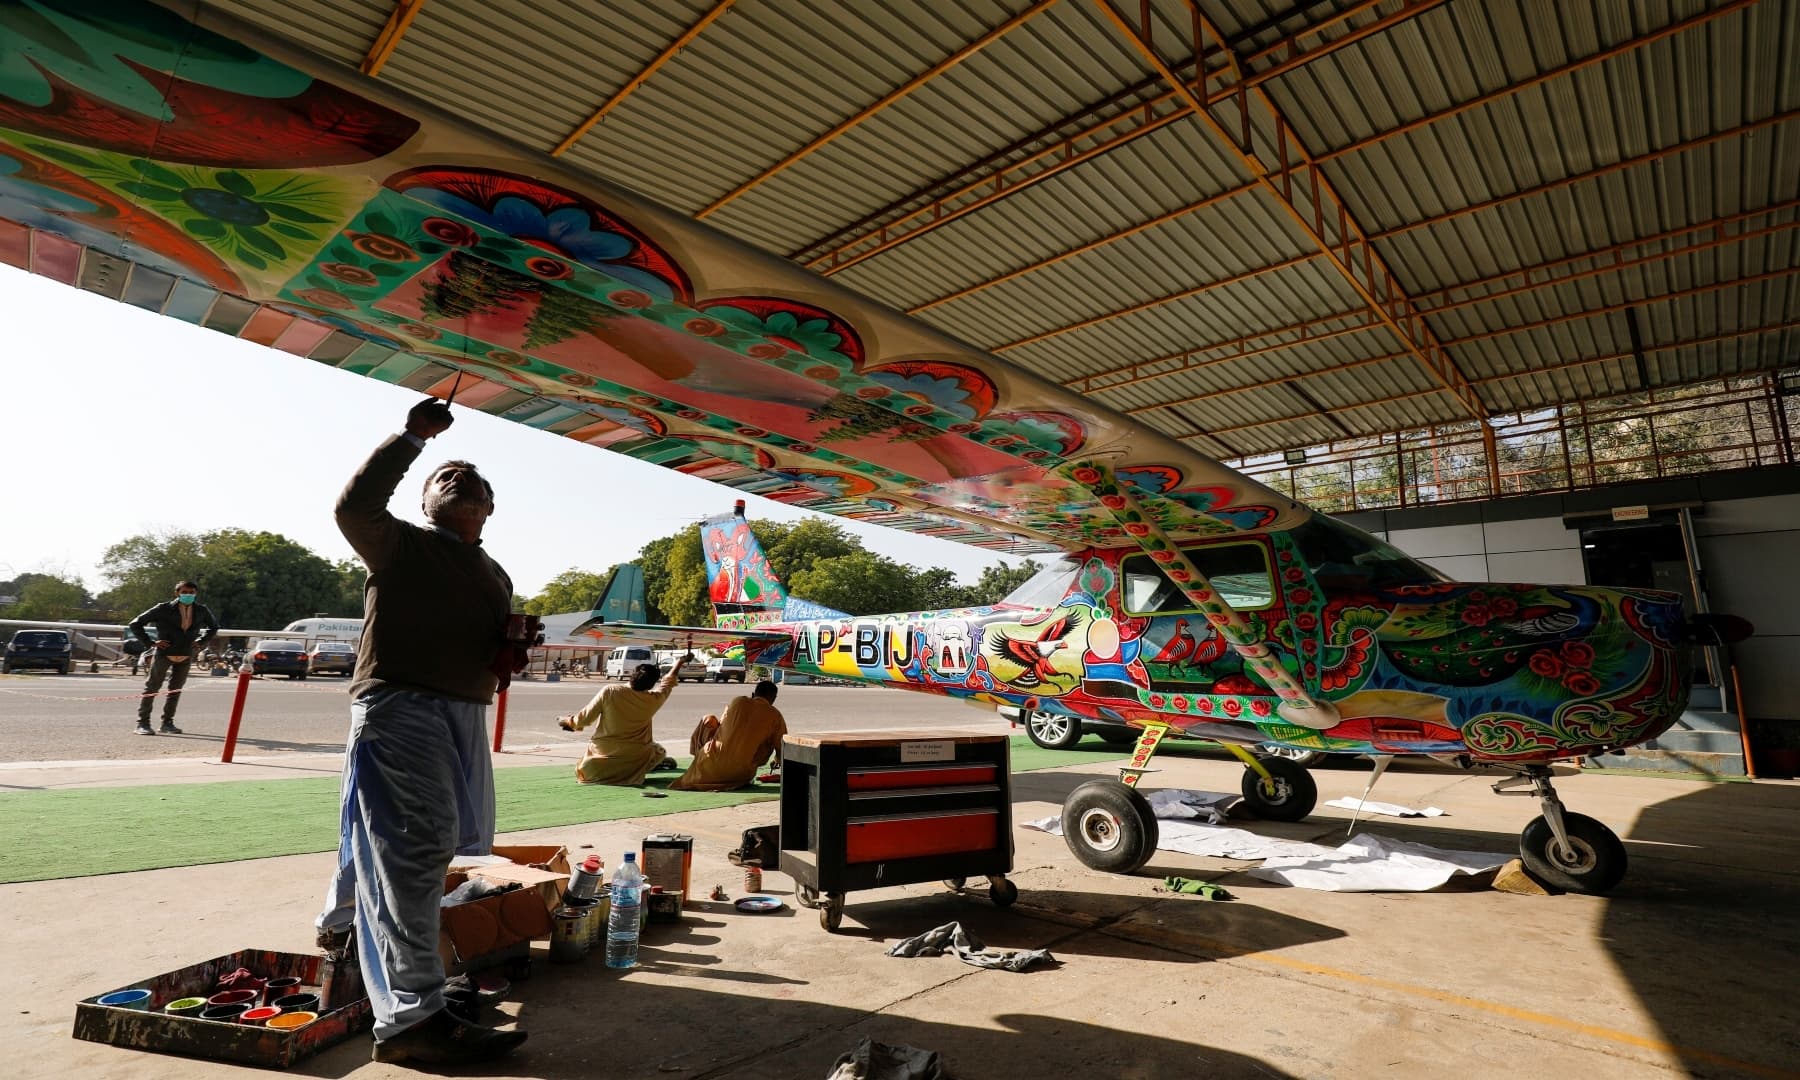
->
xmin=998 ymin=557 xmax=1080 ymax=608
xmin=1288 ymin=516 xmax=1447 ymax=590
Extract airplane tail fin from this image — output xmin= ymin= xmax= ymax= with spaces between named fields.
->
xmin=593 ymin=563 xmax=649 ymax=624
xmin=703 ymin=501 xmax=846 ymax=625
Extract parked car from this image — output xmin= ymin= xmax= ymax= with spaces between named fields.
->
xmin=251 ymin=640 xmax=311 ymax=679
xmin=707 ymin=655 xmax=747 ymax=683
xmin=3 ymin=629 xmax=73 ymax=674
xmin=604 ymin=645 xmax=656 ymax=680
xmin=999 ymin=704 xmax=1328 ymax=766
xmin=308 ymin=641 xmax=357 ymax=676
xmin=656 ymin=650 xmax=709 ymax=683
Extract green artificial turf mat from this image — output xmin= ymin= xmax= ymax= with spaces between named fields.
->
xmin=0 ymin=734 xmax=1172 ymax=883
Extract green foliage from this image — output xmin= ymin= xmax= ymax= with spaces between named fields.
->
xmin=657 ymin=525 xmax=710 ymax=627
xmin=100 ymin=528 xmax=356 ymax=628
xmin=967 ymin=560 xmax=1040 ymax=606
xmin=788 ymin=550 xmax=920 ymax=616
xmin=6 ymin=574 xmax=91 ymax=621
xmin=522 ymin=566 xmax=615 ymax=616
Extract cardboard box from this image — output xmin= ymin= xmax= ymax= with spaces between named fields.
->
xmin=438 ymin=845 xmax=570 ymax=972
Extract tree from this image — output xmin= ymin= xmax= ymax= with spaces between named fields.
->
xmin=635 ymin=533 xmax=677 ymax=625
xmin=657 ymin=525 xmax=711 ymax=626
xmin=201 ymin=530 xmax=344 ymax=629
xmin=7 ymin=574 xmax=89 ymax=621
xmin=522 ymin=567 xmax=615 ymax=616
xmin=763 ymin=517 xmax=855 ymax=581
xmin=907 ymin=566 xmax=974 ymax=611
xmin=99 ymin=529 xmax=209 ymax=618
xmin=787 ymin=551 xmax=918 ymax=616
xmin=332 ymin=559 xmax=368 ymax=618
xmin=966 ymin=560 xmax=1041 ymax=606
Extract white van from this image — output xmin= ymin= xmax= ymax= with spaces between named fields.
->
xmin=281 ymin=617 xmax=365 ymax=646
xmin=604 ymin=645 xmax=656 ymax=680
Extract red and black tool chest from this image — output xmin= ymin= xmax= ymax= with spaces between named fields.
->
xmin=778 ymin=730 xmax=1015 ymax=930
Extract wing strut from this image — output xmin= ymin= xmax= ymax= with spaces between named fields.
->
xmin=1062 ymin=459 xmax=1339 ymax=731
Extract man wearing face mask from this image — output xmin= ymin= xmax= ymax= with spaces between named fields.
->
xmin=127 ymin=581 xmax=218 ymax=736
xmin=312 ymin=397 xmax=528 ymax=1067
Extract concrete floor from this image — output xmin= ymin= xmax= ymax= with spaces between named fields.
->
xmin=3 ymin=753 xmax=1796 ymax=1078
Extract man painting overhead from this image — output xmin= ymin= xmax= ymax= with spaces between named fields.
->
xmin=559 ymin=656 xmax=690 ymax=785
xmin=312 ymin=397 xmax=529 ymax=1067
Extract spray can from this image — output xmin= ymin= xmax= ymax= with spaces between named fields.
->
xmin=743 ymin=862 xmax=762 ymax=893
xmin=567 ymin=854 xmax=604 ymax=900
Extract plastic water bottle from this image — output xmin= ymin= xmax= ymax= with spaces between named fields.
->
xmin=604 ymin=853 xmax=644 ymax=969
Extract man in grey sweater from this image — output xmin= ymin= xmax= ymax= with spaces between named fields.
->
xmin=313 ymin=397 xmax=526 ymax=1066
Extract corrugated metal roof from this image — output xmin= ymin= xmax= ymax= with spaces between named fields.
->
xmin=205 ymin=0 xmax=1800 ymax=461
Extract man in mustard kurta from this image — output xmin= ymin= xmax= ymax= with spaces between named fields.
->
xmin=559 ymin=658 xmax=688 ymax=785
xmin=669 ymin=680 xmax=786 ymax=792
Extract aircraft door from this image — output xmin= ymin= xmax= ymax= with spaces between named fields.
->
xmin=1119 ymin=540 xmax=1287 ymax=697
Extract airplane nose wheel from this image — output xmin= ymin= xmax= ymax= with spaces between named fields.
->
xmin=1495 ymin=765 xmax=1627 ymax=894
xmin=1060 ymin=779 xmax=1158 ymax=874
xmin=1238 ymin=754 xmax=1318 ymax=822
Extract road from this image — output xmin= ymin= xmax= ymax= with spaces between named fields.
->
xmin=0 ymin=670 xmax=1000 ymax=763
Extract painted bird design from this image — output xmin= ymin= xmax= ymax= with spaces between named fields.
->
xmin=1151 ymin=618 xmax=1198 ymax=672
xmin=1501 ymin=608 xmax=1581 ymax=636
xmin=993 ymin=611 xmax=1083 ymax=688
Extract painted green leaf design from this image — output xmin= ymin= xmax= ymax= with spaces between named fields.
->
xmin=129 ymin=159 xmax=186 ymax=188
xmin=215 ymin=171 xmax=255 ymax=197
xmin=183 ymin=217 xmax=226 ymax=239
xmin=270 ymin=222 xmax=312 ymax=240
xmin=263 ymin=204 xmax=332 ymax=224
xmin=29 ymin=144 xmax=97 ymax=168
xmin=234 ymin=225 xmax=285 ymax=259
xmin=367 ymin=263 xmax=404 ymax=277
xmin=236 ymin=248 xmax=268 ymax=270
xmin=119 ymin=181 xmax=182 ymax=202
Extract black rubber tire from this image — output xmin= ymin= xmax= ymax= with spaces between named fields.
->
xmin=1060 ymin=779 xmax=1159 ymax=874
xmin=795 ymin=884 xmax=819 ymax=909
xmin=1258 ymin=743 xmax=1325 ymax=768
xmin=735 ymin=672 xmax=746 ymax=683
xmin=59 ymin=662 xmax=71 ymax=675
xmin=989 ymin=878 xmax=1019 ymax=907
xmin=820 ymin=895 xmax=843 ymax=932
xmin=1025 ymin=710 xmax=1084 ymax=751
xmin=1239 ymin=755 xmax=1318 ymax=822
xmin=1519 ymin=812 xmax=1627 ymax=895
xmin=942 ymin=877 xmax=966 ymax=892
xmin=1096 ymin=727 xmax=1139 ymax=747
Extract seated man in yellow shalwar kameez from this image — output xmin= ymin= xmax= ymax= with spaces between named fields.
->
xmin=558 ymin=658 xmax=688 ymax=785
xmin=669 ymin=680 xmax=786 ymax=792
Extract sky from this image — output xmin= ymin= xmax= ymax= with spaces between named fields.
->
xmin=0 ymin=264 xmax=1028 ymax=599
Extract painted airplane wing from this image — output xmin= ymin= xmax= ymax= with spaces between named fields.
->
xmin=0 ymin=3 xmax=1310 ymax=555
xmin=567 ymin=619 xmax=787 ymax=649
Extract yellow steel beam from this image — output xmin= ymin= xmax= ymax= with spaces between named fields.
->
xmin=362 ymin=0 xmax=428 ymax=77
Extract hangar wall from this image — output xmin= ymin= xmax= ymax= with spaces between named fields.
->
xmin=1339 ymin=467 xmax=1800 ymax=740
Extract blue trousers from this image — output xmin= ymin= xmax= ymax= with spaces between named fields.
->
xmin=315 ymin=688 xmax=494 ymax=1040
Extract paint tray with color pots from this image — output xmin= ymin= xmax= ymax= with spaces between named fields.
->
xmin=72 ymin=949 xmax=371 ymax=1069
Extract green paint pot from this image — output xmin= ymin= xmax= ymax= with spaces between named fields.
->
xmin=163 ymin=997 xmax=207 ymax=1017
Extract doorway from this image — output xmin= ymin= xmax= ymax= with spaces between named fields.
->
xmin=1577 ymin=514 xmax=1708 ymax=688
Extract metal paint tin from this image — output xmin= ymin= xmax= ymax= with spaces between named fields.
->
xmin=550 ymin=908 xmax=589 ymax=963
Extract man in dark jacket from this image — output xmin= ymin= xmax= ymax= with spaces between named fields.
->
xmin=127 ymin=581 xmax=218 ymax=735
xmin=312 ymin=397 xmax=527 ymax=1067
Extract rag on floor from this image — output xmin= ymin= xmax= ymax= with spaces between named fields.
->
xmin=1160 ymin=876 xmax=1233 ymax=900
xmin=884 ymin=922 xmax=1054 ymax=972
xmin=825 ymin=1036 xmax=949 ymax=1080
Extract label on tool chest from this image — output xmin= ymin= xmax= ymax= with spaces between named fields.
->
xmin=900 ymin=740 xmax=954 ymax=763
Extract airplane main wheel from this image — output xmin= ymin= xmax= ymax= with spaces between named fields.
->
xmin=1060 ymin=780 xmax=1158 ymax=874
xmin=1239 ymin=755 xmax=1317 ymax=822
xmin=1025 ymin=711 xmax=1084 ymax=750
xmin=1519 ymin=813 xmax=1627 ymax=895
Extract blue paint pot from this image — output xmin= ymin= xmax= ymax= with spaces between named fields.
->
xmin=97 ymin=989 xmax=153 ymax=1011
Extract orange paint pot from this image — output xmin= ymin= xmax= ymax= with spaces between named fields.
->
xmin=266 ymin=1010 xmax=318 ymax=1031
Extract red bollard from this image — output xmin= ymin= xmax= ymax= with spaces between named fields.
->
xmin=220 ymin=667 xmax=253 ymax=764
xmin=492 ymin=688 xmax=508 ymax=753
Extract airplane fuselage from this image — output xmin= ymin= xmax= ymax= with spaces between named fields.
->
xmin=734 ymin=529 xmax=1691 ymax=764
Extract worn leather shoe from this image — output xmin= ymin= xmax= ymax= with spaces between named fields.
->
xmin=134 ymin=722 xmax=155 ymax=735
xmin=371 ymin=1008 xmax=526 ymax=1065
xmin=160 ymin=721 xmax=183 ymax=734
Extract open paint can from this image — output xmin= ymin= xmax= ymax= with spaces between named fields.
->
xmin=163 ymin=997 xmax=207 ymax=1017
xmin=266 ymin=1010 xmax=317 ymax=1030
xmin=262 ymin=976 xmax=302 ymax=1004
xmin=97 ymin=989 xmax=153 ymax=1011
xmin=241 ymin=1006 xmax=282 ymax=1026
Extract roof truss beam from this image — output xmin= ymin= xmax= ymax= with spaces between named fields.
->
xmin=361 ymin=0 xmax=428 ymax=77
xmin=552 ymin=0 xmax=738 ymax=157
xmin=1094 ymin=0 xmax=1488 ymax=429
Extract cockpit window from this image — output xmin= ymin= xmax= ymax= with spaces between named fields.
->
xmin=1288 ymin=515 xmax=1446 ymax=590
xmin=998 ymin=557 xmax=1080 ymax=608
xmin=1121 ymin=542 xmax=1275 ymax=615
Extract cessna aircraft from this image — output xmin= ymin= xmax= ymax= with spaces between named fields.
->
xmin=0 ymin=1 xmax=1744 ymax=895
